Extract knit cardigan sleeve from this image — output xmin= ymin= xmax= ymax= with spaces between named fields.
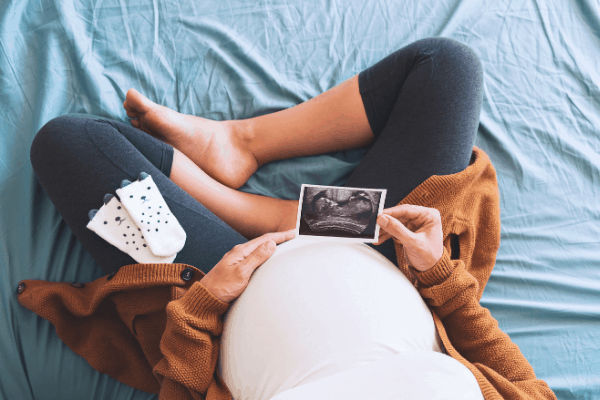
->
xmin=153 ymin=281 xmax=233 ymax=400
xmin=414 ymin=249 xmax=557 ymax=400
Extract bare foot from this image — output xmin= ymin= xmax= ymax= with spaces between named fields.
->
xmin=123 ymin=88 xmax=259 ymax=189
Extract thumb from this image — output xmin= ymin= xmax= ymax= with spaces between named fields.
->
xmin=379 ymin=215 xmax=415 ymax=245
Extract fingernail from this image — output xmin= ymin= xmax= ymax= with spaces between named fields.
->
xmin=120 ymin=179 xmax=131 ymax=188
xmin=378 ymin=215 xmax=388 ymax=227
xmin=103 ymin=194 xmax=114 ymax=205
xmin=88 ymin=209 xmax=98 ymax=221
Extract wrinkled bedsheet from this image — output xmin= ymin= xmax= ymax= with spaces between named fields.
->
xmin=1 ymin=0 xmax=599 ymax=399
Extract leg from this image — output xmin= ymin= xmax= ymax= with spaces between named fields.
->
xmin=29 ymin=115 xmax=259 ymax=274
xmin=123 ymin=73 xmax=374 ymax=189
xmin=246 ymin=37 xmax=485 ymax=238
xmin=244 ymin=74 xmax=374 ymax=164
xmin=120 ymin=37 xmax=482 ymax=246
xmin=344 ymin=37 xmax=484 ymax=264
xmin=169 ymin=147 xmax=297 ymax=239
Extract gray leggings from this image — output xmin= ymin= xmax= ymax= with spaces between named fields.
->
xmin=30 ymin=37 xmax=483 ymax=275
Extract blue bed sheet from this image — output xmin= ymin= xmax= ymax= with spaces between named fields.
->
xmin=1 ymin=0 xmax=599 ymax=399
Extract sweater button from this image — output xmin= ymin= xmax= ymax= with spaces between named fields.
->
xmin=71 ymin=282 xmax=85 ymax=288
xmin=181 ymin=268 xmax=194 ymax=281
xmin=16 ymin=282 xmax=25 ymax=294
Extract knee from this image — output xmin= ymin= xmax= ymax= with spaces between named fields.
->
xmin=30 ymin=115 xmax=87 ymax=174
xmin=419 ymin=37 xmax=483 ymax=87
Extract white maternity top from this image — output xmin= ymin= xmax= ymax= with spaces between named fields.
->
xmin=218 ymin=238 xmax=483 ymax=400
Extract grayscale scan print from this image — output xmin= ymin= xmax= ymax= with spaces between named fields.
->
xmin=295 ymin=184 xmax=387 ymax=243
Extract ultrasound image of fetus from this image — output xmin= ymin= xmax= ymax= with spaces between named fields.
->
xmin=301 ymin=187 xmax=381 ymax=237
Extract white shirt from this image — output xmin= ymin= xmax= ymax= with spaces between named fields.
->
xmin=218 ymin=238 xmax=483 ymax=400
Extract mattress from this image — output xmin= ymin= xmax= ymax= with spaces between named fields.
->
xmin=1 ymin=0 xmax=599 ymax=398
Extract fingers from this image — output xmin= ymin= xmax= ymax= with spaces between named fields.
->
xmin=382 ymin=204 xmax=440 ymax=232
xmin=242 ymin=240 xmax=276 ymax=270
xmin=234 ymin=230 xmax=295 ymax=259
xmin=377 ymin=214 xmax=416 ymax=245
xmin=382 ymin=204 xmax=433 ymax=222
xmin=278 ymin=228 xmax=297 ymax=242
xmin=373 ymin=229 xmax=391 ymax=245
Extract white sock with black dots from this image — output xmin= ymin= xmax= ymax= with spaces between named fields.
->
xmin=86 ymin=194 xmax=177 ymax=264
xmin=116 ymin=172 xmax=186 ymax=257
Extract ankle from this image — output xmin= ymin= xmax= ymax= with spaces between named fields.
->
xmin=224 ymin=118 xmax=262 ymax=165
xmin=223 ymin=118 xmax=253 ymax=143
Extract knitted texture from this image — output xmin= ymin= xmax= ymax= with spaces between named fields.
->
xmin=393 ymin=147 xmax=501 ymax=301
xmin=17 ymin=147 xmax=557 ymax=399
xmin=414 ymin=251 xmax=556 ymax=399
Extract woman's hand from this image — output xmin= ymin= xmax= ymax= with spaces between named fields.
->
xmin=199 ymin=229 xmax=296 ymax=303
xmin=374 ymin=204 xmax=443 ymax=272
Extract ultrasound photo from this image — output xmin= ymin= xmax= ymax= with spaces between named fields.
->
xmin=295 ymin=184 xmax=387 ymax=242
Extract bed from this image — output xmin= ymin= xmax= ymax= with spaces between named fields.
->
xmin=1 ymin=0 xmax=599 ymax=398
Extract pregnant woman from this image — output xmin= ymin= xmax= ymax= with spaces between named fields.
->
xmin=22 ymin=37 xmax=556 ymax=399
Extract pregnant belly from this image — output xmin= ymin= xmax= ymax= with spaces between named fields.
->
xmin=218 ymin=239 xmax=441 ymax=400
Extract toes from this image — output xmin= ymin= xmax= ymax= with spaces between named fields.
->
xmin=125 ymin=109 xmax=139 ymax=119
xmin=126 ymin=88 xmax=153 ymax=111
xmin=124 ymin=89 xmax=141 ymax=111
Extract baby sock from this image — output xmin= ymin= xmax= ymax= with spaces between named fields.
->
xmin=116 ymin=172 xmax=186 ymax=257
xmin=87 ymin=194 xmax=177 ymax=264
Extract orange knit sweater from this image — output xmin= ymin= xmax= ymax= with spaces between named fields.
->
xmin=17 ymin=147 xmax=557 ymax=399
